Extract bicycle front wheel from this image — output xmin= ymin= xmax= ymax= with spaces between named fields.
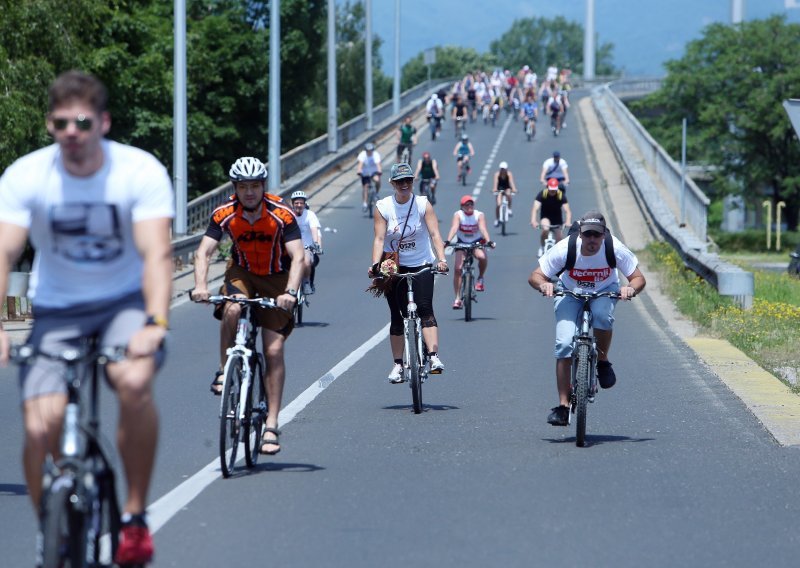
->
xmin=220 ymin=356 xmax=243 ymax=477
xmin=406 ymin=320 xmax=423 ymax=414
xmin=245 ymin=354 xmax=266 ymax=468
xmin=463 ymin=271 xmax=473 ymax=322
xmin=574 ymin=342 xmax=591 ymax=447
xmin=40 ymin=477 xmax=84 ymax=568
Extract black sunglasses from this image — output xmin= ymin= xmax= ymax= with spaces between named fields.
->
xmin=51 ymin=114 xmax=93 ymax=132
xmin=582 ymin=230 xmax=603 ymax=238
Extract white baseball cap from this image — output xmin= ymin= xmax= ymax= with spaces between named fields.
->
xmin=499 ymin=161 xmax=508 ymax=169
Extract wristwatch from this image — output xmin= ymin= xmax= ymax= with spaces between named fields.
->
xmin=145 ymin=314 xmax=169 ymax=329
xmin=285 ymin=288 xmax=298 ymax=297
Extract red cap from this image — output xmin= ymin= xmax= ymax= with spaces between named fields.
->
xmin=460 ymin=195 xmax=475 ymax=206
xmin=547 ymin=178 xmax=560 ymax=190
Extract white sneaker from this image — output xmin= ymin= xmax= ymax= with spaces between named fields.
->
xmin=387 ymin=363 xmax=404 ymax=383
xmin=508 ymin=208 xmax=513 ymax=217
xmin=537 ymin=246 xmax=543 ymax=258
xmin=429 ymin=355 xmax=444 ymax=374
xmin=302 ymin=282 xmax=314 ymax=296
xmin=362 ymin=202 xmax=368 ymax=212
xmin=493 ymin=219 xmax=499 ymax=227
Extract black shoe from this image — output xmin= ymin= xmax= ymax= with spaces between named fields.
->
xmin=597 ymin=360 xmax=616 ymax=389
xmin=547 ymin=405 xmax=570 ymax=426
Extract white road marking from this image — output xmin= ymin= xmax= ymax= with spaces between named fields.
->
xmin=472 ymin=116 xmax=512 ymax=199
xmin=147 ymin=323 xmax=390 ymax=534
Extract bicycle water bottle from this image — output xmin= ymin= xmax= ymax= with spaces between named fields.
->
xmin=62 ymin=402 xmax=81 ymax=457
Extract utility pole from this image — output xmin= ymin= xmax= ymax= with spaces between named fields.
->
xmin=392 ymin=0 xmax=400 ymax=116
xmin=327 ymin=0 xmax=337 ymax=152
xmin=583 ymin=0 xmax=595 ymax=82
xmin=731 ymin=0 xmax=744 ymax=23
xmin=268 ymin=0 xmax=280 ymax=192
xmin=365 ymin=0 xmax=373 ymax=130
xmin=173 ymin=0 xmax=187 ymax=235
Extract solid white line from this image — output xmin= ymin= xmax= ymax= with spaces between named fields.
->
xmin=147 ymin=322 xmax=390 ymax=534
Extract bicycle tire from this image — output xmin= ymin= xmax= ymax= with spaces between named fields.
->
xmin=295 ymin=299 xmax=303 ymax=326
xmin=220 ymin=356 xmax=243 ymax=478
xmin=500 ymin=204 xmax=507 ymax=236
xmin=407 ymin=320 xmax=423 ymax=414
xmin=41 ymin=477 xmax=84 ymax=568
xmin=243 ymin=354 xmax=264 ymax=467
xmin=97 ymin=469 xmax=121 ymax=564
xmin=464 ymin=271 xmax=473 ymax=322
xmin=574 ymin=342 xmax=591 ymax=447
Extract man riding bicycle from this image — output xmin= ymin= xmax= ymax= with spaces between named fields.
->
xmin=290 ymin=190 xmax=323 ymax=296
xmin=395 ymin=115 xmax=417 ymax=162
xmin=539 ymin=150 xmax=570 ymax=190
xmin=492 ymin=161 xmax=518 ymax=226
xmin=426 ymin=94 xmax=444 ymax=138
xmin=192 ymin=157 xmax=304 ymax=456
xmin=528 ymin=211 xmax=646 ymax=427
xmin=357 ymin=142 xmax=382 ymax=213
xmin=0 ymin=71 xmax=174 ymax=565
xmin=521 ymin=95 xmax=538 ymax=135
xmin=414 ymin=151 xmax=440 ymax=204
xmin=531 ymin=178 xmax=572 ymax=257
xmin=445 ymin=195 xmax=494 ymax=308
xmin=452 ymin=133 xmax=475 ymax=181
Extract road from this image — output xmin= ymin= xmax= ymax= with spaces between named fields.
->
xmin=2 ymin=93 xmax=800 ymax=567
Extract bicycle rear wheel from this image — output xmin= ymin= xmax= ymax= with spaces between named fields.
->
xmin=220 ymin=356 xmax=243 ymax=477
xmin=41 ymin=476 xmax=85 ymax=568
xmin=463 ymin=270 xmax=473 ymax=322
xmin=406 ymin=320 xmax=423 ymax=414
xmin=574 ymin=342 xmax=591 ymax=447
xmin=245 ymin=354 xmax=266 ymax=467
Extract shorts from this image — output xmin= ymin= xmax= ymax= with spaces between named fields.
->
xmin=20 ymin=291 xmax=164 ymax=402
xmin=216 ymin=265 xmax=294 ymax=337
xmin=553 ymin=284 xmax=619 ymax=358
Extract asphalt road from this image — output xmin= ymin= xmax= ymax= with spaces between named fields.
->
xmin=2 ymin=93 xmax=800 ymax=567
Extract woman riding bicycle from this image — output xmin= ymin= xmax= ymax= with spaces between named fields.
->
xmin=492 ymin=161 xmax=517 ymax=227
xmin=452 ymin=134 xmax=474 ymax=182
xmin=368 ymin=163 xmax=448 ymax=383
xmin=445 ymin=195 xmax=494 ymax=309
xmin=414 ymin=151 xmax=440 ymax=204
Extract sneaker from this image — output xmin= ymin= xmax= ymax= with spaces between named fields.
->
xmin=475 ymin=277 xmax=485 ymax=292
xmin=508 ymin=208 xmax=513 ymax=217
xmin=547 ymin=405 xmax=570 ymax=426
xmin=493 ymin=219 xmax=499 ymax=227
xmin=387 ymin=363 xmax=404 ymax=384
xmin=115 ymin=513 xmax=154 ymax=565
xmin=537 ymin=246 xmax=544 ymax=258
xmin=452 ymin=299 xmax=463 ymax=309
xmin=597 ymin=360 xmax=617 ymax=389
xmin=429 ymin=355 xmax=444 ymax=374
xmin=362 ymin=202 xmax=368 ymax=212
xmin=302 ymin=281 xmax=314 ymax=296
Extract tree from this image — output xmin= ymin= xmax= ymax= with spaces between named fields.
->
xmin=489 ymin=16 xmax=615 ymax=78
xmin=401 ymin=46 xmax=497 ymax=90
xmin=631 ymin=16 xmax=800 ymax=230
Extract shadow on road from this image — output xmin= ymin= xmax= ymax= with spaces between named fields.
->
xmin=542 ymin=434 xmax=655 ymax=447
xmin=0 ymin=483 xmax=28 ymax=496
xmin=294 ymin=321 xmax=330 ymax=328
xmin=231 ymin=462 xmax=326 ymax=478
xmin=382 ymin=404 xmax=460 ymax=412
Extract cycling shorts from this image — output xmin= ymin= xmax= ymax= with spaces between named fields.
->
xmin=216 ymin=265 xmax=293 ymax=337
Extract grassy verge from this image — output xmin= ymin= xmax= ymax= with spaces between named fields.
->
xmin=642 ymin=242 xmax=800 ymax=391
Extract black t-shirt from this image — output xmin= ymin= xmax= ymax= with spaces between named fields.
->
xmin=454 ymin=102 xmax=467 ymax=117
xmin=535 ymin=190 xmax=568 ymax=225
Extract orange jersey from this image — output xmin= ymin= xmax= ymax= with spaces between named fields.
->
xmin=205 ymin=194 xmax=301 ymax=275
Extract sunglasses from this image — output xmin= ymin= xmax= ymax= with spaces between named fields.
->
xmin=51 ymin=114 xmax=93 ymax=131
xmin=582 ymin=231 xmax=603 ymax=239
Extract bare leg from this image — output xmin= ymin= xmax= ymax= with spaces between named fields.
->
xmin=261 ymin=329 xmax=286 ymax=452
xmin=421 ymin=326 xmax=439 ymax=354
xmin=594 ymin=329 xmax=613 ymax=362
xmin=22 ymin=394 xmax=66 ymax=509
xmin=556 ymin=358 xmax=572 ymax=407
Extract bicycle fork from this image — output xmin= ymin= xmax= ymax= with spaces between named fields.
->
xmin=403 ymin=295 xmax=428 ymax=382
xmin=220 ymin=317 xmax=254 ymax=422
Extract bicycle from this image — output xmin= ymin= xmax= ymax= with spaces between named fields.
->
xmin=11 ymin=340 xmax=127 ymax=568
xmin=204 ymin=295 xmax=278 ymax=477
xmin=497 ymin=192 xmax=510 ymax=236
xmin=457 ymin=157 xmax=470 ymax=186
xmin=361 ymin=174 xmax=379 ymax=219
xmin=428 ymin=114 xmax=441 ymax=140
xmin=380 ymin=266 xmax=446 ymax=414
xmin=551 ymin=289 xmax=625 ymax=447
xmin=295 ymin=243 xmax=323 ymax=326
xmin=550 ymin=112 xmax=560 ymax=137
xmin=450 ymin=241 xmax=492 ymax=322
xmin=540 ymin=226 xmax=558 ymax=257
xmin=399 ymin=143 xmax=412 ymax=165
xmin=525 ymin=117 xmax=536 ymax=141
xmin=454 ymin=116 xmax=466 ymax=138
xmin=419 ymin=178 xmax=437 ymax=205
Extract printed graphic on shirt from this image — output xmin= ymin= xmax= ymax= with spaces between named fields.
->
xmin=50 ymin=203 xmax=123 ymax=263
xmin=569 ymin=267 xmax=613 ymax=289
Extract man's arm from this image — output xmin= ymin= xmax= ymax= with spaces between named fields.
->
xmin=528 ymin=266 xmax=554 ymax=296
xmin=432 ymin=160 xmax=440 ymax=180
xmin=192 ymin=235 xmax=221 ymax=301
xmin=621 ymin=267 xmax=646 ymax=300
xmin=0 ymin=222 xmax=30 ymax=363
xmin=539 ymin=164 xmax=547 ymax=184
xmin=562 ymin=202 xmax=572 ymax=227
xmin=563 ymin=164 xmax=570 ymax=185
xmin=531 ymin=201 xmax=541 ymax=228
xmin=279 ymin=238 xmax=304 ymax=310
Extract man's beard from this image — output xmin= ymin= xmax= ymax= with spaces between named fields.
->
xmin=243 ymin=204 xmax=260 ymax=213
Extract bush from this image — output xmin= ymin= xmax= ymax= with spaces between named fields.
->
xmin=709 ymin=229 xmax=800 ymax=253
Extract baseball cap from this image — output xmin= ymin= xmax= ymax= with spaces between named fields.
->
xmin=460 ymin=195 xmax=475 ymax=206
xmin=579 ymin=210 xmax=607 ymax=234
xmin=546 ymin=178 xmax=560 ymax=190
xmin=553 ymin=151 xmax=560 ymax=158
xmin=390 ymin=162 xmax=414 ymax=181
xmin=499 ymin=161 xmax=508 ymax=169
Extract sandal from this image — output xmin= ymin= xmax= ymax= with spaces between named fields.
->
xmin=209 ymin=371 xmax=224 ymax=396
xmin=260 ymin=427 xmax=282 ymax=455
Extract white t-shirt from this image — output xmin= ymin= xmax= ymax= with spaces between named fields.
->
xmin=455 ymin=210 xmax=483 ymax=243
xmin=357 ymin=150 xmax=382 ymax=176
xmin=426 ymin=98 xmax=443 ymax=116
xmin=541 ymin=157 xmax=568 ymax=180
xmin=538 ymin=235 xmax=639 ymax=293
xmin=376 ymin=195 xmax=435 ymax=267
xmin=0 ymin=140 xmax=175 ymax=308
xmin=295 ymin=207 xmax=321 ymax=248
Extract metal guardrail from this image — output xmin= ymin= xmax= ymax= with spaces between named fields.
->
xmin=592 ymin=83 xmax=754 ymax=309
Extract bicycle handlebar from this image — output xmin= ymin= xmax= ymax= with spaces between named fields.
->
xmin=552 ymin=289 xmax=624 ymax=300
xmin=206 ymin=295 xmax=280 ymax=309
xmin=374 ymin=266 xmax=448 ymax=280
xmin=447 ymin=241 xmax=495 ymax=250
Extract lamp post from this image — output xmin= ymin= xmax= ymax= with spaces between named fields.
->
xmin=327 ymin=0 xmax=337 ymax=153
xmin=365 ymin=0 xmax=373 ymax=130
xmin=583 ymin=0 xmax=595 ymax=82
xmin=392 ymin=0 xmax=400 ymax=116
xmin=173 ymin=0 xmax=187 ymax=235
xmin=268 ymin=0 xmax=281 ymax=192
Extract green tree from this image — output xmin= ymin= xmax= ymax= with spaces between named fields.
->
xmin=401 ymin=46 xmax=497 ymax=90
xmin=489 ymin=16 xmax=615 ymax=78
xmin=631 ymin=16 xmax=800 ymax=230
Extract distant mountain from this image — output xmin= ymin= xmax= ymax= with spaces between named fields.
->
xmin=365 ymin=0 xmax=800 ymax=77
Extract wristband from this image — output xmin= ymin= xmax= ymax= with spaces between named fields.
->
xmin=145 ymin=315 xmax=169 ymax=329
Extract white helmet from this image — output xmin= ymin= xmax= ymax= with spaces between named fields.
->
xmin=430 ymin=94 xmax=438 ymax=100
xmin=229 ymin=157 xmax=267 ymax=182
xmin=499 ymin=161 xmax=508 ymax=169
xmin=291 ymin=190 xmax=308 ymax=201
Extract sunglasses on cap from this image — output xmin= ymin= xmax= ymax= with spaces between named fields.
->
xmin=51 ymin=114 xmax=93 ymax=132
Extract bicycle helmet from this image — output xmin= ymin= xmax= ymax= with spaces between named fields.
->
xmin=290 ymin=190 xmax=308 ymax=201
xmin=365 ymin=142 xmax=375 ymax=151
xmin=229 ymin=157 xmax=267 ymax=182
xmin=461 ymin=133 xmax=469 ymax=141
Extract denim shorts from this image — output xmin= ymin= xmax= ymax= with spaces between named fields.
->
xmin=553 ymin=285 xmax=619 ymax=358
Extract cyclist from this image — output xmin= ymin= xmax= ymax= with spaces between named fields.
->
xmin=558 ymin=89 xmax=571 ymax=129
xmin=539 ymin=150 xmax=570 ymax=189
xmin=413 ymin=151 xmax=440 ymax=204
xmin=356 ymin=142 xmax=382 ymax=213
xmin=192 ymin=157 xmax=304 ymax=456
xmin=528 ymin=210 xmax=646 ymax=426
xmin=367 ymin=163 xmax=448 ymax=382
xmin=451 ymin=94 xmax=468 ymax=132
xmin=492 ymin=161 xmax=518 ymax=227
xmin=290 ymin=190 xmax=323 ymax=296
xmin=521 ymin=95 xmax=538 ymax=135
xmin=0 ymin=71 xmax=173 ymax=565
xmin=532 ymin=178 xmax=572 ymax=257
xmin=445 ymin=195 xmax=494 ymax=308
xmin=426 ymin=94 xmax=444 ymax=138
xmin=546 ymin=84 xmax=563 ymax=134
xmin=452 ymin=133 xmax=475 ymax=182
xmin=395 ymin=115 xmax=417 ymax=162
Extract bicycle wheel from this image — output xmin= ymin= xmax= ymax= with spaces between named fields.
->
xmin=406 ymin=319 xmax=423 ymax=414
xmin=41 ymin=476 xmax=85 ymax=568
xmin=295 ymin=298 xmax=303 ymax=326
xmin=96 ymin=468 xmax=121 ymax=564
xmin=500 ymin=204 xmax=507 ymax=236
xmin=574 ymin=342 xmax=591 ymax=447
xmin=463 ymin=270 xmax=473 ymax=322
xmin=220 ymin=356 xmax=243 ymax=478
xmin=245 ymin=354 xmax=266 ymax=467
xmin=368 ymin=187 xmax=376 ymax=219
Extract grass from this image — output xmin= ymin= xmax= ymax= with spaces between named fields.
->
xmin=642 ymin=242 xmax=800 ymax=391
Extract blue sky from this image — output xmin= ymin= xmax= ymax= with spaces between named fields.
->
xmin=358 ymin=0 xmax=800 ymax=76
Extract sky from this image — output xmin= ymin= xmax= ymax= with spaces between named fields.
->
xmin=359 ymin=0 xmax=800 ymax=77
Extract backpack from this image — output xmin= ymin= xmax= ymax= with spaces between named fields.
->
xmin=549 ymin=99 xmax=561 ymax=112
xmin=556 ymin=221 xmax=616 ymax=277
